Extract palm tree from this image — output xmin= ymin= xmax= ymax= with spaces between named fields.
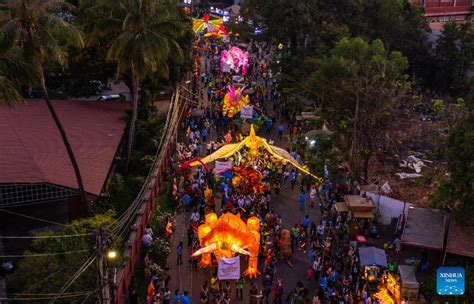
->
xmin=0 ymin=50 xmax=34 ymax=106
xmin=86 ymin=0 xmax=186 ymax=171
xmin=0 ymin=0 xmax=90 ymax=216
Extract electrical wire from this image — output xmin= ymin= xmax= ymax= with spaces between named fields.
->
xmin=0 ymin=233 xmax=94 ymax=239
xmin=22 ymin=266 xmax=68 ymax=293
xmin=0 ymin=208 xmax=96 ymax=232
xmin=49 ymin=254 xmax=97 ymax=303
xmin=0 ymin=291 xmax=93 ymax=301
xmin=112 ymin=85 xmax=182 ymax=238
xmin=11 ymin=291 xmax=94 ymax=296
xmin=0 ymin=249 xmax=91 ymax=258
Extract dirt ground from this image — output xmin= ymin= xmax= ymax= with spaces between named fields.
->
xmin=368 ymin=96 xmax=450 ymax=207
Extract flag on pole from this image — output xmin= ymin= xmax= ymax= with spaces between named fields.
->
xmin=146 ymin=280 xmax=155 ymax=303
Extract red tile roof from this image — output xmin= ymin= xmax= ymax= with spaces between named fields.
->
xmin=0 ymin=99 xmax=129 ymax=195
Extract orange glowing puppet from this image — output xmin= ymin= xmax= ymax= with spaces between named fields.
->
xmin=191 ymin=213 xmax=261 ymax=278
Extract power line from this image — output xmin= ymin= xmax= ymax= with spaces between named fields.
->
xmin=0 ymin=249 xmax=91 ymax=258
xmin=0 ymin=208 xmax=69 ymax=226
xmin=0 ymin=233 xmax=94 ymax=239
xmin=0 ymin=208 xmax=96 ymax=232
xmin=11 ymin=291 xmax=94 ymax=296
xmin=0 ymin=291 xmax=94 ymax=301
xmin=49 ymin=254 xmax=97 ymax=303
xmin=22 ymin=266 xmax=68 ymax=293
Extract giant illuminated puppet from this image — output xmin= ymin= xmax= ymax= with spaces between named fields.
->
xmin=222 ymin=85 xmax=249 ymax=118
xmin=192 ymin=13 xmax=223 ymax=34
xmin=190 ymin=125 xmax=322 ymax=181
xmin=220 ymin=47 xmax=249 ymax=74
xmin=191 ymin=213 xmax=261 ymax=277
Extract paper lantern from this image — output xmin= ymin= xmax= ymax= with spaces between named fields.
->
xmin=191 ymin=213 xmax=261 ymax=278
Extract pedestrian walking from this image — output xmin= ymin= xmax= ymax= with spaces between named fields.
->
xmin=298 ymin=191 xmax=306 ymax=211
xmin=177 ymin=241 xmax=183 ymax=265
xmin=236 ymin=276 xmax=245 ymax=300
xmin=290 ymin=169 xmax=297 ymax=190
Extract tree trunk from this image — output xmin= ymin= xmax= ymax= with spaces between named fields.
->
xmin=38 ymin=66 xmax=90 ymax=217
xmin=125 ymin=64 xmax=139 ymax=173
xmin=349 ymin=94 xmax=361 ymax=178
xmin=362 ymin=151 xmax=372 ymax=182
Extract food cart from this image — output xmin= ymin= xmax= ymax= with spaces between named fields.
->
xmin=358 ymin=246 xmax=387 ymax=291
xmin=344 ymin=195 xmax=375 ymax=237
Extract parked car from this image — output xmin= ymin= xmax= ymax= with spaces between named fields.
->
xmin=96 ymin=94 xmax=126 ymax=101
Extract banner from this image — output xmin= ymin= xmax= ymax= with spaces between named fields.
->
xmin=240 ymin=105 xmax=253 ymax=119
xmin=218 ymin=256 xmax=240 ymax=280
xmin=232 ymin=75 xmax=244 ymax=83
xmin=215 ymin=161 xmax=232 ymax=175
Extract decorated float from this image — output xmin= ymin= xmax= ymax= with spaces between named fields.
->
xmin=220 ymin=46 xmax=249 ymax=74
xmin=191 ymin=212 xmax=261 ymax=278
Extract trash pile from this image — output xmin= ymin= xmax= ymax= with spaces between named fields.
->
xmin=396 ymin=155 xmax=431 ymax=179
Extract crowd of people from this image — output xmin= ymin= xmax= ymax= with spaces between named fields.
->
xmin=138 ymin=26 xmax=395 ymax=304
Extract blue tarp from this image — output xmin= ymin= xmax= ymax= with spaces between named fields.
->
xmin=358 ymin=247 xmax=387 ymax=268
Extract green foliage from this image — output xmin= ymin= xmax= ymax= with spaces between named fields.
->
xmin=149 ymin=211 xmax=172 ymax=240
xmin=432 ymin=99 xmax=444 ymax=114
xmin=431 ymin=113 xmax=474 ymax=225
xmin=148 ymin=238 xmax=171 ymax=268
xmin=434 ymin=21 xmax=474 ymax=93
xmin=422 ymin=259 xmax=474 ymax=302
xmin=46 ymin=46 xmax=116 ymax=98
xmin=366 ymin=0 xmax=432 ymax=83
xmin=309 ymin=37 xmax=409 ymax=178
xmin=9 ymin=212 xmax=117 ymax=303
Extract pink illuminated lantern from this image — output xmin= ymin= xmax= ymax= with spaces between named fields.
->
xmin=220 ymin=47 xmax=249 ymax=75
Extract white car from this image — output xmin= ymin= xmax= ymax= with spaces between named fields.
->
xmin=96 ymin=94 xmax=126 ymax=101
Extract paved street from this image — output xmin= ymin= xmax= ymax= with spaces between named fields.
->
xmin=167 ymin=54 xmax=324 ymax=302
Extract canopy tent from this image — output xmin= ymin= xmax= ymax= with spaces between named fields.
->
xmin=190 ymin=125 xmax=321 ymax=181
xmin=401 ymin=207 xmax=445 ymax=251
xmin=358 ymin=247 xmax=388 ymax=268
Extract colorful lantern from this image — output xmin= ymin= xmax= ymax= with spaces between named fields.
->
xmin=192 ymin=13 xmax=224 ymax=35
xmin=222 ymin=85 xmax=249 ymax=118
xmin=220 ymin=47 xmax=249 ymax=74
xmin=191 ymin=213 xmax=261 ymax=278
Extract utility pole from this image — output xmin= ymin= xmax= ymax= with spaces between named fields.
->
xmin=98 ymin=228 xmax=111 ymax=304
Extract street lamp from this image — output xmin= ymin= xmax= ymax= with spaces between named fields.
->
xmin=107 ymin=250 xmax=117 ymax=260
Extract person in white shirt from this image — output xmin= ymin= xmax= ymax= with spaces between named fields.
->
xmin=309 ymin=186 xmax=317 ymax=208
xmin=190 ymin=210 xmax=200 ymax=223
xmin=142 ymin=232 xmax=153 ymax=248
xmin=145 ymin=224 xmax=154 ymax=238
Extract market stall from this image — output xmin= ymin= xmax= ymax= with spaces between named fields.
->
xmin=344 ymin=195 xmax=375 ymax=237
xmin=398 ymin=265 xmax=419 ymax=301
xmin=358 ymin=246 xmax=388 ymax=291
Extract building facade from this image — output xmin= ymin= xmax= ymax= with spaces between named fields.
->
xmin=411 ymin=0 xmax=473 ymax=24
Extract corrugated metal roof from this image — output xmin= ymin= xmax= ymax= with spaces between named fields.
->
xmin=0 ymin=99 xmax=129 ymax=195
xmin=401 ymin=207 xmax=445 ymax=251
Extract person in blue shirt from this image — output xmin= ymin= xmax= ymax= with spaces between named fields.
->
xmin=301 ymin=215 xmax=311 ymax=232
xmin=265 ymin=117 xmax=273 ymax=135
xmin=290 ymin=169 xmax=297 ymax=190
xmin=177 ymin=241 xmax=183 ymax=265
xmin=201 ymin=127 xmax=207 ymax=142
xmin=173 ymin=289 xmax=181 ymax=304
xmin=319 ymin=275 xmax=327 ymax=290
xmin=181 ymin=291 xmax=191 ymax=304
xmin=298 ymin=191 xmax=306 ymax=212
xmin=182 ymin=194 xmax=191 ymax=211
xmin=278 ymin=122 xmax=284 ymax=140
